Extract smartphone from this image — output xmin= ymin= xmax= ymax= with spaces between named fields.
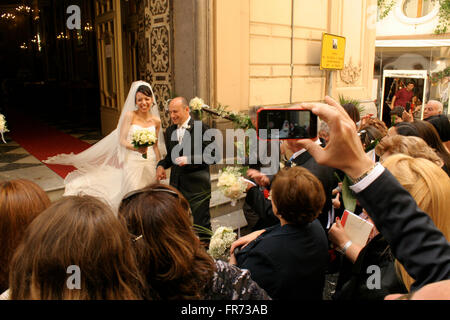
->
xmin=256 ymin=108 xmax=318 ymax=140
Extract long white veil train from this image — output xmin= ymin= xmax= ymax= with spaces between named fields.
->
xmin=45 ymin=81 xmax=167 ymax=208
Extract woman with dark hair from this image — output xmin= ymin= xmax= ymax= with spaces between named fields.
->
xmin=412 ymin=120 xmax=450 ymax=175
xmin=342 ymin=103 xmax=360 ymax=126
xmin=389 ymin=122 xmax=420 ymax=137
xmin=45 ymin=81 xmax=166 ymax=210
xmin=229 ymin=167 xmax=329 ymax=300
xmin=9 ymin=195 xmax=145 ymax=300
xmin=118 ymin=183 xmax=270 ymax=300
xmin=0 ymin=179 xmax=50 ymax=295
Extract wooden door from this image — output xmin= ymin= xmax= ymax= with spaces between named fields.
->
xmin=94 ymin=0 xmax=125 ymax=135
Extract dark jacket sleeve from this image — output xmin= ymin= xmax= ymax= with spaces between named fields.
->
xmin=157 ymin=127 xmax=173 ymax=169
xmin=186 ymin=121 xmax=217 ymax=168
xmin=355 ymin=169 xmax=450 ymax=291
xmin=245 ymin=187 xmax=279 ymax=229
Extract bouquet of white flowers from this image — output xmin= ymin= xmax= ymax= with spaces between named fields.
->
xmin=189 ymin=97 xmax=204 ymax=111
xmin=193 ymin=225 xmax=237 ymax=261
xmin=216 ymin=166 xmax=247 ymax=206
xmin=131 ymin=128 xmax=157 ymax=159
xmin=189 ymin=97 xmax=205 ymax=120
xmin=0 ymin=114 xmax=9 ymax=144
xmin=208 ymin=226 xmax=237 ymax=261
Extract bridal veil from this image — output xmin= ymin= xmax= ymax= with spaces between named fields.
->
xmin=44 ymin=81 xmax=167 ymax=208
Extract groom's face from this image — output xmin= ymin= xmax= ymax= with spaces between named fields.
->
xmin=169 ymin=100 xmax=190 ymax=125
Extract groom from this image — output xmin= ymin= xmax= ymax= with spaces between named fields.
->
xmin=156 ymin=97 xmax=213 ymax=231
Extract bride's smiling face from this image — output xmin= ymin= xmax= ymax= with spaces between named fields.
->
xmin=135 ymin=92 xmax=153 ymax=113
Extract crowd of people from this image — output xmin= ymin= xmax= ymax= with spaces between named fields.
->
xmin=1 ymin=88 xmax=449 ymax=300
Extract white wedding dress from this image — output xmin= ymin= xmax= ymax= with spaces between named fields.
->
xmin=44 ymin=81 xmax=166 ymax=212
xmin=121 ymin=124 xmax=158 ymax=195
xmin=62 ymin=125 xmax=158 ymax=210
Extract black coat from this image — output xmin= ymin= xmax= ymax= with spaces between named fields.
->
xmin=333 ymin=234 xmax=407 ymax=300
xmin=157 ymin=118 xmax=215 ymax=228
xmin=235 ymin=221 xmax=329 ymax=300
xmin=356 ymin=169 xmax=450 ymax=290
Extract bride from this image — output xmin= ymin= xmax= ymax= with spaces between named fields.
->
xmin=45 ymin=81 xmax=166 ymax=210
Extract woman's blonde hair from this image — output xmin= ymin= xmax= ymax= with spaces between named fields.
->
xmin=382 ymin=154 xmax=450 ymax=291
xmin=376 ymin=135 xmax=443 ymax=168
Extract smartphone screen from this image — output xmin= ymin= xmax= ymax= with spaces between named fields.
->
xmin=257 ymin=108 xmax=318 ymax=140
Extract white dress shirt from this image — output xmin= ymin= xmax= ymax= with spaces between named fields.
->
xmin=176 ymin=116 xmax=191 ymax=144
xmin=290 ymin=139 xmax=322 ymax=161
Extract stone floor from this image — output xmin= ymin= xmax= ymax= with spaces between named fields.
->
xmin=0 ymin=121 xmax=103 ymax=193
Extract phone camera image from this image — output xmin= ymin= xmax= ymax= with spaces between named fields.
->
xmin=257 ymin=108 xmax=318 ymax=140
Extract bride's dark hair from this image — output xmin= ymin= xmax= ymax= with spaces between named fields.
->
xmin=136 ymin=85 xmax=153 ymax=100
xmin=118 ymin=184 xmax=215 ymax=300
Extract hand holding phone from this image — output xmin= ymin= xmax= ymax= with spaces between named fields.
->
xmin=257 ymin=108 xmax=318 ymax=140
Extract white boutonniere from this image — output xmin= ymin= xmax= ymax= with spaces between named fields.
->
xmin=291 ymin=162 xmax=297 ymax=167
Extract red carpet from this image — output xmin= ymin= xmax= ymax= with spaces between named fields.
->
xmin=9 ymin=114 xmax=92 ymax=179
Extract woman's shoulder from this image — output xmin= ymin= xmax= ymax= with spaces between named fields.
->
xmin=124 ymin=111 xmax=136 ymax=121
xmin=203 ymin=260 xmax=271 ymax=300
xmin=151 ymin=115 xmax=161 ymax=125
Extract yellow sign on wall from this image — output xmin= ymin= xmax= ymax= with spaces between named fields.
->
xmin=320 ymin=33 xmax=346 ymax=70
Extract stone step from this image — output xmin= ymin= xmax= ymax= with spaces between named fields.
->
xmin=211 ymin=209 xmax=248 ymax=235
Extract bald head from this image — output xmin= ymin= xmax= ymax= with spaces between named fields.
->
xmin=423 ymin=100 xmax=443 ymax=119
xmin=168 ymin=96 xmax=190 ymax=125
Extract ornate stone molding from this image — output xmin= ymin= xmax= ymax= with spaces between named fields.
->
xmin=340 ymin=58 xmax=361 ymax=85
xmin=138 ymin=0 xmax=173 ymax=129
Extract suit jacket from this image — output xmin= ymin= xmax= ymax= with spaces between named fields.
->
xmin=426 ymin=114 xmax=450 ymax=142
xmin=356 ymin=169 xmax=450 ymax=291
xmin=157 ymin=118 xmax=215 ymax=189
xmin=235 ymin=221 xmax=329 ymax=300
xmin=333 ymin=234 xmax=407 ymax=300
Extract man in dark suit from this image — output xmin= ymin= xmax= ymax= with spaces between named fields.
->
xmin=423 ymin=100 xmax=450 ymax=150
xmin=156 ymin=97 xmax=214 ymax=230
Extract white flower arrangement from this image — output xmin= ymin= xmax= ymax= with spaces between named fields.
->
xmin=0 ymin=114 xmax=9 ymax=144
xmin=207 ymin=226 xmax=237 ymax=261
xmin=216 ymin=166 xmax=247 ymax=206
xmin=131 ymin=128 xmax=157 ymax=159
xmin=189 ymin=97 xmax=204 ymax=111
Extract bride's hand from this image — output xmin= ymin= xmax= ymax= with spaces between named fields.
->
xmin=137 ymin=146 xmax=148 ymax=154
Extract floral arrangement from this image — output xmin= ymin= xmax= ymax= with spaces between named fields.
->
xmin=131 ymin=128 xmax=157 ymax=159
xmin=208 ymin=226 xmax=237 ymax=261
xmin=214 ymin=103 xmax=254 ymax=130
xmin=194 ymin=225 xmax=237 ymax=261
xmin=0 ymin=113 xmax=9 ymax=144
xmin=189 ymin=97 xmax=205 ymax=119
xmin=217 ymin=166 xmax=247 ymax=206
xmin=189 ymin=97 xmax=205 ymax=111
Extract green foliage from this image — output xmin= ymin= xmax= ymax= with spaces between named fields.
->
xmin=430 ymin=66 xmax=450 ymax=84
xmin=338 ymin=94 xmax=365 ymax=114
xmin=342 ymin=176 xmax=357 ymax=213
xmin=210 ymin=103 xmax=255 ymax=130
xmin=435 ymin=0 xmax=450 ymax=34
xmin=377 ymin=0 xmax=396 ymax=20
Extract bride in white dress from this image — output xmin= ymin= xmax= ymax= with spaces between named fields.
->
xmin=44 ymin=81 xmax=166 ymax=210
